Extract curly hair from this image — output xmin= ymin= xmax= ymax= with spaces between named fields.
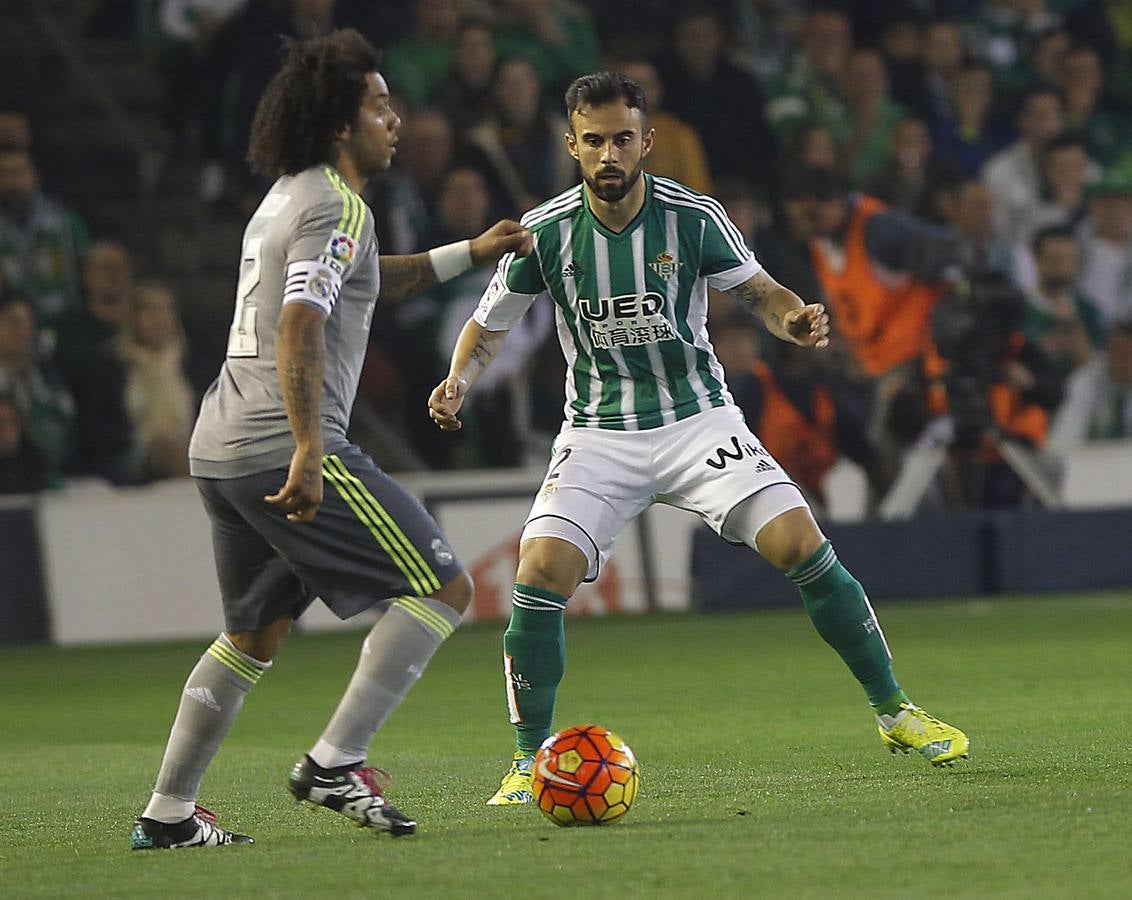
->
xmin=247 ymin=28 xmax=381 ymax=178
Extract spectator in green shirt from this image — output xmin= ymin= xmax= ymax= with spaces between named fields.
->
xmin=0 ymin=148 xmax=89 ymax=327
xmin=383 ymin=0 xmax=461 ymax=108
xmin=494 ymin=0 xmax=600 ymax=106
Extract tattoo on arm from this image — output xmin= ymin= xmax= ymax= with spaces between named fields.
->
xmin=277 ymin=307 xmax=325 ymax=449
xmin=379 ymin=254 xmax=440 ymax=303
xmin=729 ymin=277 xmax=783 ymax=329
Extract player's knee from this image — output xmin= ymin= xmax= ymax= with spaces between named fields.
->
xmin=516 ymin=540 xmax=586 ymax=599
xmin=755 ymin=508 xmax=826 ymax=571
xmin=431 ymin=570 xmax=474 ymax=614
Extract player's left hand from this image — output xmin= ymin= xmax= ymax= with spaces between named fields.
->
xmin=783 ymin=303 xmax=830 ymax=349
xmin=470 ymin=220 xmax=534 ymax=265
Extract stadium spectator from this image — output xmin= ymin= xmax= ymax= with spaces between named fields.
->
xmin=1049 ymin=317 xmax=1132 ymax=447
xmin=0 ymin=393 xmax=49 ymax=494
xmin=657 ymin=3 xmax=777 ymax=189
xmin=932 ymin=62 xmax=1012 ymax=177
xmin=54 ymin=241 xmax=137 ymax=481
xmin=1029 ymin=27 xmax=1072 ymax=84
xmin=429 ymin=18 xmax=499 ymax=135
xmin=494 ymin=0 xmax=601 ymax=105
xmin=383 ymin=0 xmax=461 ymax=109
xmin=1023 ymin=225 xmax=1104 ymax=380
xmin=863 ymin=115 xmax=936 ymax=213
xmin=1056 ymin=44 xmax=1132 ymax=168
xmin=54 ymin=240 xmax=134 ymax=387
xmin=463 ymin=56 xmax=574 ymax=217
xmin=0 ymin=293 xmax=73 ymax=481
xmin=840 ymin=48 xmax=908 ymax=186
xmin=1078 ymin=171 xmax=1132 ymax=327
xmin=782 ymin=120 xmax=839 ymax=176
xmin=914 ymin=18 xmax=969 ymax=125
xmin=0 ymin=148 xmax=89 ymax=326
xmin=763 ymin=5 xmax=852 ymax=148
xmin=791 ymin=167 xmax=954 ymax=385
xmin=929 ymin=174 xmax=1017 ymax=277
xmin=982 ymin=85 xmax=1066 ymax=243
xmin=1014 ymin=134 xmax=1095 ymax=246
xmin=116 ymin=281 xmax=197 ymax=481
xmin=614 ymin=58 xmax=712 ymax=195
xmin=430 ymin=166 xmax=552 ymax=468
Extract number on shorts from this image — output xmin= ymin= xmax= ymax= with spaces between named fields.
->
xmin=226 ymin=237 xmax=262 ymax=357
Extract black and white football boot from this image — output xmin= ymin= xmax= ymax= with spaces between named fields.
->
xmin=287 ymin=755 xmax=417 ymax=836
xmin=130 ymin=805 xmax=254 ymax=850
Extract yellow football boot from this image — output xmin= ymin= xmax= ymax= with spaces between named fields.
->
xmin=486 ymin=753 xmax=535 ymax=805
xmin=878 ymin=703 xmax=970 ymax=766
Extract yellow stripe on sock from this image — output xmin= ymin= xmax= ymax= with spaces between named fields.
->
xmin=324 ymin=456 xmax=441 ymax=594
xmin=207 ymin=641 xmax=262 ymax=684
xmin=394 ymin=596 xmax=454 ymax=639
xmin=322 ymin=458 xmax=432 ymax=596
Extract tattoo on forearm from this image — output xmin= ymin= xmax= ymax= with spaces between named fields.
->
xmin=466 ymin=332 xmax=503 ymax=379
xmin=379 ymin=254 xmax=440 ymax=303
xmin=730 ymin=278 xmax=784 ymax=329
xmin=280 ymin=317 xmax=324 ymax=445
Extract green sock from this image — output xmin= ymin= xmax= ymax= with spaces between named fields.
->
xmin=503 ymin=583 xmax=567 ymax=755
xmin=788 ymin=542 xmax=908 ymax=714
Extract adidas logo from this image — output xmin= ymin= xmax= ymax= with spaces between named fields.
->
xmin=753 ymin=459 xmax=775 ymax=473
xmin=185 ymin=686 xmax=221 ymax=711
xmin=561 ymin=261 xmax=582 ymax=279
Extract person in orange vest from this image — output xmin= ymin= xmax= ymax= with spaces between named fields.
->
xmin=785 ymin=166 xmax=958 ymax=380
xmin=778 ymin=166 xmax=962 ymax=459
xmin=712 ymin=315 xmax=887 ymax=512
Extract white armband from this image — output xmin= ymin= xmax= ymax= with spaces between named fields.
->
xmin=283 ymin=260 xmax=341 ymax=315
xmin=428 ymin=240 xmax=473 ymax=283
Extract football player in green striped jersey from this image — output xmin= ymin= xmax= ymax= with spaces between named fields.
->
xmin=131 ymin=29 xmax=531 ymax=849
xmin=430 ymin=72 xmax=968 ymax=805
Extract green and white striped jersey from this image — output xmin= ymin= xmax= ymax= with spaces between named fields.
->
xmin=473 ymin=174 xmax=761 ymax=430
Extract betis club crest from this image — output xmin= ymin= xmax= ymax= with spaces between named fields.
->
xmin=649 ymin=250 xmax=682 ymax=280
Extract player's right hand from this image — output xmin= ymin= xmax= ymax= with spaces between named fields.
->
xmin=470 ymin=219 xmax=533 ymax=265
xmin=428 ymin=375 xmax=468 ymax=432
xmin=265 ymin=446 xmax=324 ymax=522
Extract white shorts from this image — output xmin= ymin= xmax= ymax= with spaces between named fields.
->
xmin=521 ymin=405 xmax=805 ymax=580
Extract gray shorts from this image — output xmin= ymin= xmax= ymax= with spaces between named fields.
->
xmin=196 ymin=446 xmax=463 ymax=632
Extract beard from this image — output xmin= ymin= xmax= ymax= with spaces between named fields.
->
xmin=584 ymin=159 xmax=644 ymax=202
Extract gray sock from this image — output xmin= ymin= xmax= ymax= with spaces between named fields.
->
xmin=142 ymin=634 xmax=270 ymax=822
xmin=309 ymin=596 xmax=462 ymax=768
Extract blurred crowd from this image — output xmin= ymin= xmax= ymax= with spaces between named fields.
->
xmin=2 ymin=0 xmax=1131 ymax=514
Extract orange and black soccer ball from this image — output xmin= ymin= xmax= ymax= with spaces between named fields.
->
xmin=532 ymin=724 xmax=640 ymax=826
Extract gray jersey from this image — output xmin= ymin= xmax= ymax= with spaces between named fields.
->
xmin=189 ymin=165 xmax=379 ymax=477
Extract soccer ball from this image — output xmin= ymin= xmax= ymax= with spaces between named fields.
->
xmin=532 ymin=724 xmax=640 ymax=826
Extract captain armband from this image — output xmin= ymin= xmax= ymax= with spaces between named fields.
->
xmin=283 ymin=260 xmax=342 ymax=316
xmin=472 ymin=271 xmax=539 ymax=331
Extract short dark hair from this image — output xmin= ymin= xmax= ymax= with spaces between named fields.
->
xmin=565 ymin=72 xmax=647 ymax=121
xmin=247 ymin=29 xmax=382 ymax=178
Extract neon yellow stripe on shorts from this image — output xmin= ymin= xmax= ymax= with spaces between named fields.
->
xmin=393 ymin=596 xmax=454 ymax=639
xmin=322 ymin=456 xmax=441 ymax=596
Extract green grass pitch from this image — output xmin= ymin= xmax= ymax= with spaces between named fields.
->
xmin=2 ymin=592 xmax=1130 ymax=899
